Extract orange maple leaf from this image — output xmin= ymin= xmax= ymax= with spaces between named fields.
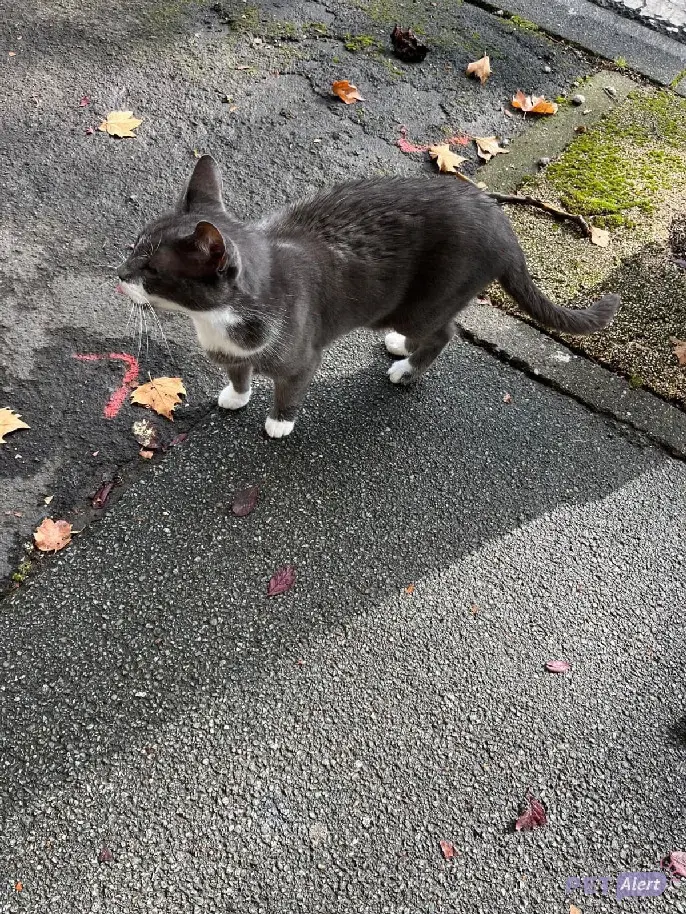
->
xmin=466 ymin=54 xmax=491 ymax=84
xmin=34 ymin=518 xmax=72 ymax=553
xmin=131 ymin=377 xmax=186 ymax=421
xmin=332 ymin=80 xmax=364 ymax=105
xmin=511 ymin=91 xmax=558 ymax=115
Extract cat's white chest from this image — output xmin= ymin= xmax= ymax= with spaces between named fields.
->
xmin=192 ymin=309 xmax=251 ymax=359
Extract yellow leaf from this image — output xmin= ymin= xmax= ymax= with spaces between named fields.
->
xmin=474 ymin=136 xmax=509 ymax=162
xmin=332 ymin=80 xmax=364 ymax=104
xmin=98 ymin=110 xmax=143 ymax=138
xmin=0 ymin=408 xmax=29 ymax=444
xmin=511 ymin=91 xmax=558 ymax=115
xmin=131 ymin=377 xmax=186 ymax=421
xmin=429 ymin=144 xmax=467 ymax=174
xmin=466 ymin=54 xmax=491 ymax=84
xmin=671 ymin=337 xmax=686 ymax=366
xmin=33 ymin=518 xmax=72 ymax=552
xmin=590 ymin=226 xmax=610 ymax=248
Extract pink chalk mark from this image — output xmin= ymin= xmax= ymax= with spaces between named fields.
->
xmin=73 ymin=352 xmax=140 ymax=419
xmin=396 ymin=126 xmax=428 ymax=154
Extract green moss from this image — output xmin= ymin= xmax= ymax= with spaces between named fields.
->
xmin=308 ymin=21 xmax=329 ymax=35
xmin=143 ymin=0 xmax=194 ymax=31
xmin=226 ymin=5 xmax=261 ymax=31
xmin=510 ymin=15 xmax=540 ymax=31
xmin=669 ymin=68 xmax=686 ymax=89
xmin=546 ymin=89 xmax=686 ymax=222
xmin=629 ymin=374 xmax=644 ymax=389
xmin=381 ymin=55 xmax=403 ymax=77
xmin=11 ymin=559 xmax=32 ymax=585
xmin=344 ymin=33 xmax=382 ymax=52
xmin=615 ymin=56 xmax=627 ymax=69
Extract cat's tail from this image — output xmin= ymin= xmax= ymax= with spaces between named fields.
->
xmin=500 ymin=260 xmax=621 ymax=336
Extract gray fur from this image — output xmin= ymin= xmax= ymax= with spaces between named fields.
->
xmin=118 ymin=155 xmax=621 ymax=434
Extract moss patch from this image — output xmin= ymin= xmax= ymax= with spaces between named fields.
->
xmin=344 ymin=33 xmax=383 ymax=52
xmin=509 ymin=15 xmax=540 ymax=31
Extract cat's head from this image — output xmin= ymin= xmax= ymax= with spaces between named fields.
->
xmin=117 ymin=155 xmax=244 ymax=313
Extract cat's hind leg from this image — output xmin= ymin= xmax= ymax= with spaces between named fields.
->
xmin=218 ymin=363 xmax=253 ymax=409
xmin=387 ymin=320 xmax=457 ymax=385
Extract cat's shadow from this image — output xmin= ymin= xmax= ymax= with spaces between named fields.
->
xmin=2 ymin=330 xmax=662 ymax=807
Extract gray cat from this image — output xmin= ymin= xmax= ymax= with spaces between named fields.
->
xmin=118 ymin=155 xmax=620 ymax=438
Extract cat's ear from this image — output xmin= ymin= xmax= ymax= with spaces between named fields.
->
xmin=192 ymin=221 xmax=240 ymax=276
xmin=179 ymin=155 xmax=225 ymax=213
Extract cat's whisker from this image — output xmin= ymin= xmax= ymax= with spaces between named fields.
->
xmin=146 ymin=302 xmax=175 ymax=364
xmin=140 ymin=304 xmax=151 ymax=360
xmin=136 ymin=306 xmax=144 ymax=362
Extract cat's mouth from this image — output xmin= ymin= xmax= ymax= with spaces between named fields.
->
xmin=117 ymin=281 xmax=149 ymax=306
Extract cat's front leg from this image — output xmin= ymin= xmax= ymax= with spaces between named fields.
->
xmin=218 ymin=363 xmax=253 ymax=410
xmin=265 ymin=358 xmax=321 ymax=439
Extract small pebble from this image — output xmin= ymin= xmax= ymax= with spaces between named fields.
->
xmin=604 ymin=85 xmax=617 ymax=97
xmin=543 ymin=64 xmax=551 ymax=73
xmin=537 ymin=156 xmax=551 ymax=167
xmin=501 ymin=138 xmax=510 ymax=147
xmin=571 ymin=93 xmax=585 ymax=106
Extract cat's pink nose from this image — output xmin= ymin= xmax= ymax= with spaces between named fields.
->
xmin=115 ymin=282 xmax=125 ymax=294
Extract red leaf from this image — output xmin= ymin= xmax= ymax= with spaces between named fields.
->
xmin=98 ymin=847 xmax=114 ymax=864
xmin=439 ymin=839 xmax=456 ymax=859
xmin=267 ymin=565 xmax=295 ymax=596
xmin=515 ymin=794 xmax=547 ymax=831
xmin=232 ymin=484 xmax=259 ymax=517
xmin=545 ymin=659 xmax=571 ymax=673
xmin=79 ymin=95 xmax=91 ymax=107
xmin=663 ymin=850 xmax=686 ymax=879
xmin=92 ymin=479 xmax=115 ymax=509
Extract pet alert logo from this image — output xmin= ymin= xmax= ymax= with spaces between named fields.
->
xmin=566 ymin=871 xmax=668 ymax=901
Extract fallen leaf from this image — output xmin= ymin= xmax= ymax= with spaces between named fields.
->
xmin=439 ymin=839 xmax=456 ymax=860
xmin=570 ymin=906 xmax=582 ymax=914
xmin=429 ymin=144 xmax=466 ymax=174
xmin=232 ymin=484 xmax=259 ymax=517
xmin=267 ymin=565 xmax=296 ymax=596
xmin=15 ymin=882 xmax=22 ymax=892
xmin=390 ymin=25 xmax=428 ymax=63
xmin=515 ymin=794 xmax=547 ymax=831
xmin=469 ymin=602 xmax=481 ymax=615
xmin=0 ymin=408 xmax=30 ymax=444
xmin=503 ymin=392 xmax=513 ymax=404
xmin=590 ymin=226 xmax=610 ymax=248
xmin=92 ymin=479 xmax=116 ymax=509
xmin=670 ymin=338 xmax=686 ymax=366
xmin=396 ymin=126 xmax=429 ymax=154
xmin=332 ymin=80 xmax=364 ymax=105
xmin=545 ymin=659 xmax=571 ymax=673
xmin=466 ymin=54 xmax=491 ymax=84
xmin=139 ymin=448 xmax=154 ymax=459
xmin=131 ymin=418 xmax=161 ymax=450
xmin=663 ymin=850 xmax=686 ymax=878
xmin=474 ymin=136 xmax=509 ymax=161
xmin=33 ymin=518 xmax=72 ymax=552
xmin=98 ymin=110 xmax=143 ymax=138
xmin=404 ymin=583 xmax=415 ymax=594
xmin=168 ymin=433 xmax=188 ymax=447
xmin=8 ymin=51 xmax=16 ymax=57
xmin=511 ymin=91 xmax=558 ymax=115
xmin=84 ymin=126 xmax=95 ymax=136
xmin=131 ymin=377 xmax=186 ymax=421
xmin=79 ymin=95 xmax=90 ymax=107
xmin=98 ymin=847 xmax=114 ymax=864
xmin=44 ymin=495 xmax=53 ymax=505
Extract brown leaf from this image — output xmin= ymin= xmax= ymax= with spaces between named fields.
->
xmin=390 ymin=25 xmax=428 ymax=63
xmin=0 ymin=408 xmax=29 ymax=444
xmin=131 ymin=377 xmax=186 ymax=421
xmin=515 ymin=794 xmax=547 ymax=831
xmin=590 ymin=226 xmax=610 ymax=248
xmin=469 ymin=602 xmax=481 ymax=615
xmin=466 ymin=54 xmax=491 ymax=84
xmin=139 ymin=448 xmax=154 ymax=459
xmin=15 ymin=882 xmax=22 ymax=892
xmin=98 ymin=847 xmax=114 ymax=864
xmin=33 ymin=518 xmax=72 ymax=552
xmin=131 ymin=418 xmax=161 ymax=449
xmin=503 ymin=392 xmax=513 ymax=404
xmin=570 ymin=906 xmax=583 ymax=914
xmin=404 ymin=583 xmax=415 ymax=594
xmin=332 ymin=80 xmax=364 ymax=105
xmin=474 ymin=136 xmax=509 ymax=162
xmin=545 ymin=659 xmax=571 ymax=673
xmin=98 ymin=110 xmax=143 ymax=138
xmin=511 ymin=91 xmax=558 ymax=115
xmin=92 ymin=479 xmax=116 ymax=509
xmin=439 ymin=839 xmax=456 ymax=860
xmin=671 ymin=338 xmax=686 ymax=366
xmin=232 ymin=484 xmax=259 ymax=517
xmin=429 ymin=144 xmax=466 ymax=174
xmin=267 ymin=565 xmax=296 ymax=596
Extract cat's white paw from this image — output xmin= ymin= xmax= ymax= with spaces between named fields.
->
xmin=384 ymin=331 xmax=410 ymax=357
xmin=387 ymin=358 xmax=415 ymax=385
xmin=218 ymin=383 xmax=252 ymax=410
xmin=265 ymin=416 xmax=295 ymax=439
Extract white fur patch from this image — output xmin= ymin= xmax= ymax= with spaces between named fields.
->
xmin=264 ymin=416 xmax=295 ymax=439
xmin=384 ymin=331 xmax=410 ymax=357
xmin=192 ymin=309 xmax=260 ymax=359
xmin=218 ymin=383 xmax=252 ymax=410
xmin=387 ymin=358 xmax=414 ymax=384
